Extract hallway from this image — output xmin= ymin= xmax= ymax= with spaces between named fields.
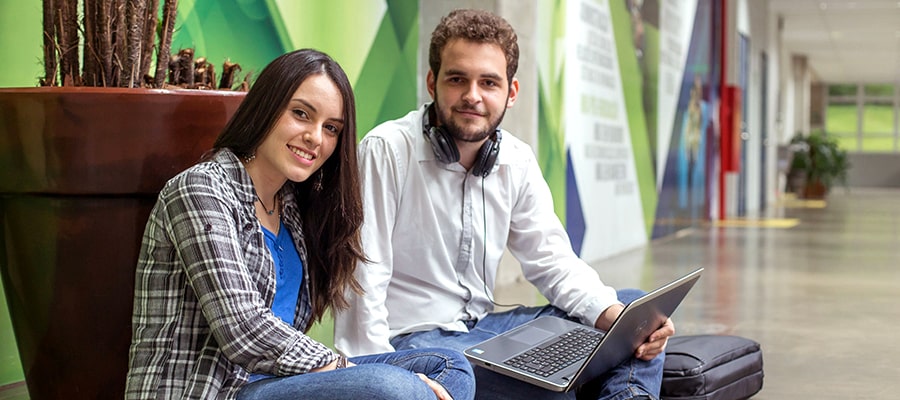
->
xmin=497 ymin=188 xmax=900 ymax=399
xmin=647 ymin=188 xmax=899 ymax=399
xmin=621 ymin=187 xmax=900 ymax=399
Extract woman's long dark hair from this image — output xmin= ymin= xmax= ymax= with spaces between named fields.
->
xmin=212 ymin=49 xmax=365 ymax=325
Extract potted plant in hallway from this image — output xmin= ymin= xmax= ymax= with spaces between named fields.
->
xmin=0 ymin=1 xmax=247 ymax=398
xmin=786 ymin=131 xmax=851 ymax=199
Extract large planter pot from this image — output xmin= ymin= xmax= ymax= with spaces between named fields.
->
xmin=0 ymin=87 xmax=245 ymax=399
xmin=801 ymin=179 xmax=829 ymax=199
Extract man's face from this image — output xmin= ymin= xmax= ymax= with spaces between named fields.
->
xmin=427 ymin=39 xmax=518 ymax=144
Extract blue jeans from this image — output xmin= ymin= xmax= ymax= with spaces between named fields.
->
xmin=390 ymin=289 xmax=662 ymax=400
xmin=237 ymin=348 xmax=475 ymax=400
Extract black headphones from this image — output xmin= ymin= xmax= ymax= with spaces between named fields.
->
xmin=422 ymin=104 xmax=501 ymax=178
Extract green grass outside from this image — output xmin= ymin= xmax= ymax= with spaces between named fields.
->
xmin=826 ymin=104 xmax=857 ymax=134
xmin=826 ymin=104 xmax=897 ymax=152
xmin=861 ymin=136 xmax=897 ymax=152
xmin=862 ymin=105 xmax=896 ymax=133
xmin=830 ymin=133 xmax=858 ymax=151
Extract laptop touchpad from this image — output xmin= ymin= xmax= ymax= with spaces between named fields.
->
xmin=507 ymin=326 xmax=555 ymax=344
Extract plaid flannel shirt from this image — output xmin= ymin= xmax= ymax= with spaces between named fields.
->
xmin=125 ymin=150 xmax=338 ymax=399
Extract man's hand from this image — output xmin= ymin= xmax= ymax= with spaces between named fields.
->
xmin=417 ymin=373 xmax=453 ymax=400
xmin=635 ymin=318 xmax=675 ymax=361
xmin=595 ymin=305 xmax=676 ymax=361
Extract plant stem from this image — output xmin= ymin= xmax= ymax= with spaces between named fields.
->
xmin=58 ymin=0 xmax=80 ymax=86
xmin=138 ymin=0 xmax=160 ymax=82
xmin=154 ymin=0 xmax=177 ymax=88
xmin=122 ymin=0 xmax=147 ymax=88
xmin=112 ymin=0 xmax=127 ymax=87
xmin=41 ymin=0 xmax=58 ymax=86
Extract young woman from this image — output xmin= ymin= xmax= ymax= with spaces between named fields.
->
xmin=125 ymin=49 xmax=474 ymax=400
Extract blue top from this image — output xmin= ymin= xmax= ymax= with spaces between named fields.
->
xmin=249 ymin=219 xmax=304 ymax=382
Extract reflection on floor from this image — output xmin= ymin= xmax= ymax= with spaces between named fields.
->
xmin=1 ymin=189 xmax=897 ymax=399
xmin=0 ymin=383 xmax=26 ymax=400
xmin=494 ymin=188 xmax=900 ymax=399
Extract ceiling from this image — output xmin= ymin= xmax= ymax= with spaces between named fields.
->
xmin=769 ymin=0 xmax=900 ymax=84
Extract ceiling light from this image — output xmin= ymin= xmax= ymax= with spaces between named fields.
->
xmin=819 ymin=2 xmax=827 ymax=10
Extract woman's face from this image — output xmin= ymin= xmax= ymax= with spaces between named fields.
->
xmin=253 ymin=73 xmax=344 ymax=186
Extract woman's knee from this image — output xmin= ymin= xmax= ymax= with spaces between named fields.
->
xmin=236 ymin=364 xmax=440 ymax=400
xmin=353 ymin=364 xmax=434 ymax=399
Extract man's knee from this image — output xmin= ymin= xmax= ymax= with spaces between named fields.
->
xmin=617 ymin=288 xmax=646 ymax=305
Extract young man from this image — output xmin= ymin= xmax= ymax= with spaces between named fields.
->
xmin=335 ymin=9 xmax=672 ymax=400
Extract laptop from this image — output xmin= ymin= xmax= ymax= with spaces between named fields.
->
xmin=464 ymin=267 xmax=703 ymax=392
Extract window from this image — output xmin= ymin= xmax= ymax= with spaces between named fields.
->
xmin=825 ymin=83 xmax=898 ymax=153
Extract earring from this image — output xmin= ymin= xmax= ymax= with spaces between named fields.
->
xmin=313 ymin=170 xmax=324 ymax=192
xmin=243 ymin=153 xmax=256 ymax=163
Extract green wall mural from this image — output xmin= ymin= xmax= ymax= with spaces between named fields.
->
xmin=0 ymin=1 xmax=42 ymax=88
xmin=609 ymin=0 xmax=659 ymax=237
xmin=537 ymin=0 xmax=569 ymax=221
xmin=172 ymin=0 xmax=418 ymax=138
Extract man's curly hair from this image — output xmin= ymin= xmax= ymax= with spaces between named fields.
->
xmin=429 ymin=9 xmax=519 ymax=83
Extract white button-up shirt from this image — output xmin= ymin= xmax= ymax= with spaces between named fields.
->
xmin=334 ymin=106 xmax=619 ymax=356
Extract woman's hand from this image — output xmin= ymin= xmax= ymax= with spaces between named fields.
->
xmin=416 ymin=373 xmax=453 ymax=400
xmin=309 ymin=358 xmax=357 ymax=372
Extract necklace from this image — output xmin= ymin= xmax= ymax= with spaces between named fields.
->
xmin=255 ymin=192 xmax=278 ymax=216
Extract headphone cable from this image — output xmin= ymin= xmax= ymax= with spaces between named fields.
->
xmin=481 ymin=175 xmax=526 ymax=309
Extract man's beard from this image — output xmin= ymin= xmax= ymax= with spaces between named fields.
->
xmin=434 ymin=98 xmax=507 ymax=143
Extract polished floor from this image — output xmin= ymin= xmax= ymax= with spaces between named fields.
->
xmin=2 ymin=188 xmax=898 ymax=399
xmin=498 ymin=187 xmax=900 ymax=399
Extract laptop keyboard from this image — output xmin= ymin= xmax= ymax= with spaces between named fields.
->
xmin=503 ymin=328 xmax=605 ymax=377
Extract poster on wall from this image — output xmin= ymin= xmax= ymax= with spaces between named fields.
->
xmin=563 ymin=0 xmax=647 ymax=262
xmin=653 ymin=0 xmax=719 ymax=238
xmin=538 ymin=0 xmax=721 ymax=258
xmin=656 ymin=0 xmax=699 ymax=187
